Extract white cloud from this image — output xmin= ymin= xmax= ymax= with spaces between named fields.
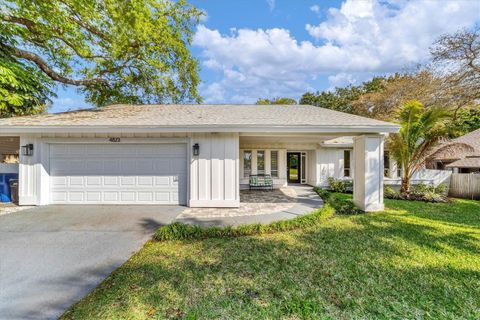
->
xmin=310 ymin=5 xmax=320 ymax=14
xmin=194 ymin=0 xmax=480 ymax=103
xmin=266 ymin=0 xmax=275 ymax=11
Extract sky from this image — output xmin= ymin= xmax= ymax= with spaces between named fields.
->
xmin=50 ymin=0 xmax=480 ymax=113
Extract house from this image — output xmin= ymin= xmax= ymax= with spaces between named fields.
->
xmin=426 ymin=128 xmax=480 ymax=173
xmin=0 ymin=104 xmax=399 ymax=211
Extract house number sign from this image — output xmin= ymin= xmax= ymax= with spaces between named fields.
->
xmin=109 ymin=137 xmax=121 ymax=142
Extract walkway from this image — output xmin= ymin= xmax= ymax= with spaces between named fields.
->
xmin=176 ymin=185 xmax=323 ymax=227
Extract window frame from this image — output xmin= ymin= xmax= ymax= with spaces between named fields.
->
xmin=257 ymin=150 xmax=265 ymax=175
xmin=243 ymin=150 xmax=252 ymax=178
xmin=270 ymin=150 xmax=279 ymax=178
xmin=344 ymin=149 xmax=351 ymax=177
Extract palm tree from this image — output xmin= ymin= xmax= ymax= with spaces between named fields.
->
xmin=388 ymin=100 xmax=448 ymax=195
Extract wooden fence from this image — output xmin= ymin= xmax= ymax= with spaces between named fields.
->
xmin=449 ymin=173 xmax=480 ymax=200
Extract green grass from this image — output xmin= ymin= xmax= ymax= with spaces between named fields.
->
xmin=62 ymin=196 xmax=480 ymax=320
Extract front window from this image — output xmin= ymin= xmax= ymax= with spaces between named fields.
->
xmin=244 ymin=150 xmax=252 ymax=177
xmin=344 ymin=150 xmax=351 ymax=177
xmin=270 ymin=151 xmax=278 ymax=177
xmin=257 ymin=150 xmax=265 ymax=175
xmin=384 ymin=151 xmax=390 ymax=177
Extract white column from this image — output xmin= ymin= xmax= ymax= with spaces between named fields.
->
xmin=353 ymin=135 xmax=384 ymax=212
xmin=389 ymin=157 xmax=398 ymax=178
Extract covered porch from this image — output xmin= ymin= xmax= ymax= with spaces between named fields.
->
xmin=239 ymin=133 xmax=385 ymax=212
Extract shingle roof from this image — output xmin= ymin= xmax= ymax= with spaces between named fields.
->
xmin=430 ymin=128 xmax=480 ymax=160
xmin=451 ymin=128 xmax=480 ymax=154
xmin=0 ymin=104 xmax=398 ymax=132
xmin=446 ymin=156 xmax=480 ymax=168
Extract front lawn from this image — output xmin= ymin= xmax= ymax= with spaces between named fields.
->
xmin=62 ymin=197 xmax=480 ymax=319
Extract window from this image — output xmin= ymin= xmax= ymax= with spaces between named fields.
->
xmin=384 ymin=151 xmax=390 ymax=177
xmin=344 ymin=150 xmax=351 ymax=177
xmin=257 ymin=150 xmax=265 ymax=174
xmin=301 ymin=152 xmax=306 ymax=183
xmin=244 ymin=150 xmax=252 ymax=177
xmin=270 ymin=151 xmax=278 ymax=177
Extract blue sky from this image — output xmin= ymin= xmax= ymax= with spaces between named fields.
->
xmin=50 ymin=0 xmax=480 ymax=113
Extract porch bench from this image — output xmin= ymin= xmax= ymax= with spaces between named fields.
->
xmin=249 ymin=174 xmax=273 ymax=190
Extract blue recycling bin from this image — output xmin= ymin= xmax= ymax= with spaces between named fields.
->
xmin=0 ymin=173 xmax=18 ymax=202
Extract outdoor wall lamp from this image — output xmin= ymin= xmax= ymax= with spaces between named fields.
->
xmin=193 ymin=143 xmax=200 ymax=156
xmin=21 ymin=144 xmax=34 ymax=156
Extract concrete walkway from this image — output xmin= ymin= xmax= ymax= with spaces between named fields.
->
xmin=176 ymin=186 xmax=323 ymax=227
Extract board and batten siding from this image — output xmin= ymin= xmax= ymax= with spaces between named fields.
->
xmin=189 ymin=133 xmax=240 ymax=207
xmin=315 ymin=148 xmax=352 ymax=186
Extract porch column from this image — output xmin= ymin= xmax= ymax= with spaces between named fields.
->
xmin=353 ymin=135 xmax=384 ymax=212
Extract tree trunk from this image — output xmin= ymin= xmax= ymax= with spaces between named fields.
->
xmin=400 ymin=175 xmax=410 ymax=196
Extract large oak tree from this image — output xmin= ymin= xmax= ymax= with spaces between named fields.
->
xmin=0 ymin=0 xmax=202 ymax=115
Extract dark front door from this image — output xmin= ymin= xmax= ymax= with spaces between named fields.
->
xmin=287 ymin=152 xmax=301 ymax=183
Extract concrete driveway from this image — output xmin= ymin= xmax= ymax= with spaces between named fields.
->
xmin=0 ymin=205 xmax=184 ymax=320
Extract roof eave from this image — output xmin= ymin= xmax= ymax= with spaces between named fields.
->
xmin=0 ymin=124 xmax=400 ymax=134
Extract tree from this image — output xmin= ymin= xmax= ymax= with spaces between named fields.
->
xmin=448 ymin=108 xmax=480 ymax=137
xmin=299 ymin=76 xmax=390 ymax=115
xmin=256 ymin=97 xmax=297 ymax=105
xmin=0 ymin=50 xmax=54 ymax=117
xmin=351 ymin=71 xmax=442 ymax=121
xmin=388 ymin=100 xmax=449 ymax=194
xmin=430 ymin=26 xmax=480 ymax=118
xmin=0 ymin=0 xmax=202 ymax=108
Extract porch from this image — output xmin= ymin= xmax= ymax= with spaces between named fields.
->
xmin=176 ymin=185 xmax=323 ymax=225
xmin=239 ymin=133 xmax=385 ymax=211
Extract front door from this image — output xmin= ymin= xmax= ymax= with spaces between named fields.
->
xmin=287 ymin=152 xmax=301 ymax=183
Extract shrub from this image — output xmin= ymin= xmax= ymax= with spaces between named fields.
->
xmin=384 ymin=186 xmax=402 ymax=199
xmin=314 ymin=187 xmax=362 ymax=215
xmin=314 ymin=187 xmax=332 ymax=202
xmin=154 ymin=205 xmax=335 ymax=241
xmin=327 ymin=177 xmax=352 ymax=193
xmin=409 ymin=183 xmax=448 ymax=202
xmin=329 ymin=196 xmax=362 ymax=215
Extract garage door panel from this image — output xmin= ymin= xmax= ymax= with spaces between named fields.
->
xmin=138 ymin=176 xmax=154 ymax=186
xmin=104 ymin=192 xmax=118 ymax=201
xmin=49 ymin=143 xmax=187 ymax=205
xmin=69 ymin=192 xmax=84 ymax=202
xmin=155 ymin=176 xmax=170 ymax=186
xmin=120 ymin=176 xmax=136 ymax=186
xmin=86 ymin=176 xmax=102 ymax=186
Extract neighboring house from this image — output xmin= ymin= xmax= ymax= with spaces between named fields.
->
xmin=426 ymin=128 xmax=480 ymax=173
xmin=0 ymin=136 xmax=20 ymax=174
xmin=0 ymin=104 xmax=399 ymax=211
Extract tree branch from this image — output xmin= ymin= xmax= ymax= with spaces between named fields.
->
xmin=1 ymin=14 xmax=107 ymax=60
xmin=3 ymin=44 xmax=106 ymax=86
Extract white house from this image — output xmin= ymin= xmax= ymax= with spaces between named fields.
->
xmin=0 ymin=104 xmax=399 ymax=211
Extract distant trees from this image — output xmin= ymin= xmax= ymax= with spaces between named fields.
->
xmin=300 ymin=76 xmax=394 ymax=116
xmin=297 ymin=26 xmax=479 ymax=138
xmin=256 ymin=97 xmax=297 ymax=105
xmin=430 ymin=26 xmax=480 ymax=118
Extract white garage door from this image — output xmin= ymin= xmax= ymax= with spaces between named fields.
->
xmin=49 ymin=143 xmax=187 ymax=205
